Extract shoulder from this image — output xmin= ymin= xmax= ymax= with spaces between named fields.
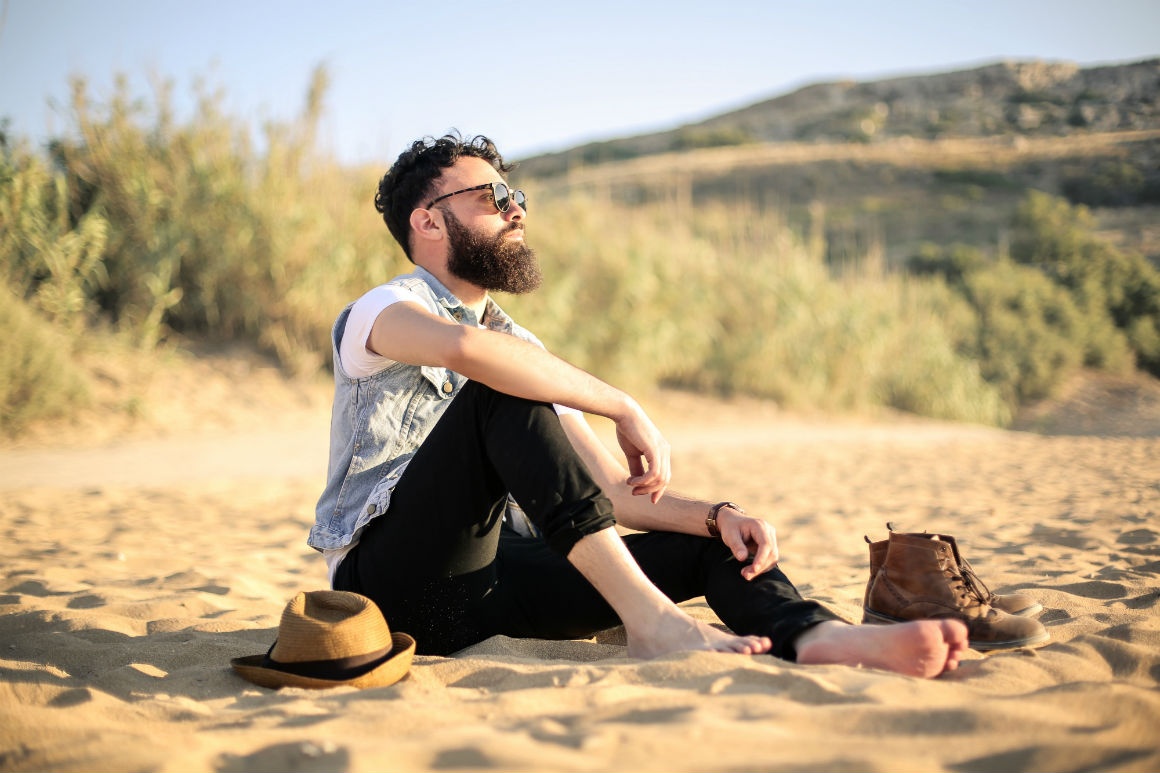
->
xmin=509 ymin=320 xmax=546 ymax=350
xmin=344 ymin=274 xmax=444 ymax=330
xmin=352 ymin=282 xmax=431 ymax=317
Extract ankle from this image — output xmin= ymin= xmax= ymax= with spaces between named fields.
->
xmin=793 ymin=621 xmax=848 ymax=657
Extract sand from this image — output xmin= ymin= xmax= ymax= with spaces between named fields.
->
xmin=1 ymin=380 xmax=1158 ymax=772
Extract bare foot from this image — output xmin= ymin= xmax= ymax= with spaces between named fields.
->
xmin=626 ymin=610 xmax=772 ymax=659
xmin=794 ymin=620 xmax=969 ymax=678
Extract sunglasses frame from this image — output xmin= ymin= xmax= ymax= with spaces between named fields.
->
xmin=426 ymin=181 xmax=526 ymax=213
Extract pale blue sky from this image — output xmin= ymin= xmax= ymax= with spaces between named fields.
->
xmin=1 ymin=1 xmax=1157 ymax=164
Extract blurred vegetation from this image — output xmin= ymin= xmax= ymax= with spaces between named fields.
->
xmin=2 ymin=69 xmax=1157 ymax=434
xmin=671 ymin=126 xmax=756 ymax=151
xmin=906 ymin=192 xmax=1160 ymax=405
xmin=1060 ymin=158 xmax=1160 ymax=208
xmin=505 ymin=201 xmax=1008 ymax=425
xmin=1011 ymin=193 xmax=1160 ymax=374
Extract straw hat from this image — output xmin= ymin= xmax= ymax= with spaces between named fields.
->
xmin=231 ymin=590 xmax=415 ymax=690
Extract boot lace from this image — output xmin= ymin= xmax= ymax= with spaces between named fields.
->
xmin=958 ymin=557 xmax=996 ymax=605
xmin=939 ymin=557 xmax=976 ymax=604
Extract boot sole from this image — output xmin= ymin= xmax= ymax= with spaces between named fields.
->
xmin=1008 ymin=602 xmax=1044 ymax=617
xmin=862 ymin=608 xmax=1051 ymax=651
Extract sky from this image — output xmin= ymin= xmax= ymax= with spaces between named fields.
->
xmin=1 ymin=1 xmax=1158 ymax=165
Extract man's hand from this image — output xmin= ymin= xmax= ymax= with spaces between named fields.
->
xmin=717 ymin=507 xmax=779 ymax=580
xmin=613 ymin=402 xmax=671 ymax=504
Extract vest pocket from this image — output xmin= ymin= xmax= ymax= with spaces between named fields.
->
xmin=419 ymin=365 xmax=462 ymax=399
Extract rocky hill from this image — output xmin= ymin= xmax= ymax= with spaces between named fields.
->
xmin=518 ymin=58 xmax=1160 ymax=177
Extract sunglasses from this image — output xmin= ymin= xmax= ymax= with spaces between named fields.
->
xmin=426 ymin=181 xmax=527 ymax=213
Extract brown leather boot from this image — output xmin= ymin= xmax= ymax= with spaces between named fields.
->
xmin=865 ymin=526 xmax=1042 ymax=617
xmin=863 ymin=532 xmax=1049 ymax=651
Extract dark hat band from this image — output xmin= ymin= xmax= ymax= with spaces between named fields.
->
xmin=260 ymin=641 xmax=394 ymax=681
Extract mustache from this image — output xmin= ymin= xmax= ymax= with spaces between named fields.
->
xmin=504 ymin=222 xmax=525 ymax=233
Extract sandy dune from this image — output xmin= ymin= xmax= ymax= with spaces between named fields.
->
xmin=1 ymin=389 xmax=1158 ymax=772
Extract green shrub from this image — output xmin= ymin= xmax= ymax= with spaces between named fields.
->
xmin=1060 ymin=160 xmax=1160 ymax=207
xmin=0 ymin=286 xmax=89 ymax=434
xmin=961 ymin=261 xmax=1091 ymax=403
xmin=1009 ymin=89 xmax=1066 ymax=106
xmin=0 ymin=140 xmax=107 ymax=330
xmin=933 ymin=169 xmax=1019 ymax=190
xmin=906 ymin=243 xmax=991 ymax=286
xmin=906 ymin=236 xmax=1133 ymax=406
xmin=1012 ymin=191 xmax=1160 ymax=374
xmin=578 ymin=141 xmax=642 ymax=167
xmin=46 ymin=69 xmax=404 ymax=372
xmin=671 ymin=127 xmax=755 ymax=151
xmin=0 ymin=138 xmax=99 ymax=433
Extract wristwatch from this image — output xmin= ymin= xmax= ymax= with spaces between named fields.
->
xmin=706 ymin=501 xmax=744 ymax=538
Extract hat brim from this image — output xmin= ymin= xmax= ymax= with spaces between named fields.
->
xmin=231 ymin=632 xmax=415 ymax=690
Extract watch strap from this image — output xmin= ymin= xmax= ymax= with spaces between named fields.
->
xmin=706 ymin=501 xmax=744 ymax=538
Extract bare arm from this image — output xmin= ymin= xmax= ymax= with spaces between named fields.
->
xmin=560 ymin=412 xmax=779 ymax=581
xmin=368 ymin=301 xmax=671 ymax=501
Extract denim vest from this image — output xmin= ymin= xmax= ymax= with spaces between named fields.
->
xmin=309 ymin=266 xmax=543 ymax=551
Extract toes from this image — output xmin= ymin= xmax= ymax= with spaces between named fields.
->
xmin=945 ymin=619 xmax=969 ymax=642
xmin=713 ymin=636 xmax=769 ymax=655
xmin=740 ymin=636 xmax=771 ymax=655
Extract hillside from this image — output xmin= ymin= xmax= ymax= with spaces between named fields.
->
xmin=517 ymin=58 xmax=1160 ymax=177
xmin=517 ymin=130 xmax=1160 ymax=267
xmin=512 ymin=59 xmax=1160 ymax=268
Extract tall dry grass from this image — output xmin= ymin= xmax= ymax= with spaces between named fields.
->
xmin=53 ymin=70 xmax=410 ymax=373
xmin=3 ymin=70 xmax=1154 ymax=433
xmin=504 ymin=196 xmax=1008 ymax=424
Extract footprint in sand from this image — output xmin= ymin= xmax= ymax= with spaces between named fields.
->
xmin=1055 ymin=581 xmax=1128 ymax=600
xmin=431 ymin=747 xmax=493 ymax=769
xmin=1029 ymin=524 xmax=1099 ymax=550
xmin=216 ymin=741 xmax=348 ymax=772
xmin=67 ymin=593 xmax=108 ymax=609
xmin=1119 ymin=591 xmax=1160 ymax=610
xmin=7 ymin=579 xmax=74 ymax=597
xmin=153 ymin=570 xmax=231 ymax=595
xmin=1117 ymin=528 xmax=1158 ymax=546
xmin=47 ymin=688 xmax=93 ymax=708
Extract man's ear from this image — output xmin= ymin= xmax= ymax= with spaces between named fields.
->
xmin=409 ymin=207 xmax=444 ymax=244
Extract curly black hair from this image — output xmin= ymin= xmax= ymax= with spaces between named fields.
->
xmin=374 ymin=132 xmax=513 ymax=261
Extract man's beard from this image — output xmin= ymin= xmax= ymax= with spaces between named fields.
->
xmin=443 ymin=209 xmax=542 ymax=294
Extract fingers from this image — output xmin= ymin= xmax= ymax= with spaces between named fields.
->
xmin=616 ymin=416 xmax=671 ymax=501
xmin=638 ymin=445 xmax=670 ymax=503
xmin=749 ymin=531 xmax=779 ymax=575
xmin=625 ymin=453 xmax=645 ymax=480
xmin=723 ymin=519 xmax=778 ymax=581
xmin=624 ymin=441 xmax=670 ymax=502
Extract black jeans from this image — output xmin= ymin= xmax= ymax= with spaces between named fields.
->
xmin=335 ymin=381 xmax=840 ymax=659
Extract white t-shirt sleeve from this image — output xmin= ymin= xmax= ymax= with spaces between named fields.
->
xmin=339 ymin=285 xmax=428 ymax=379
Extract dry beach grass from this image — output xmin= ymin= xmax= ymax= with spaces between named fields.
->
xmin=1 ymin=364 xmax=1158 ymax=772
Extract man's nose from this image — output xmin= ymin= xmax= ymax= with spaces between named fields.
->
xmin=504 ymin=199 xmax=525 ymax=222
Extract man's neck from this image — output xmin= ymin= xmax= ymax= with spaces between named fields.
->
xmin=420 ymin=262 xmax=489 ymax=319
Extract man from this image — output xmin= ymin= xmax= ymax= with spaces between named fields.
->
xmin=310 ymin=133 xmax=968 ymax=677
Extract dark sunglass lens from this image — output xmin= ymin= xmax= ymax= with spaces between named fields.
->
xmin=493 ymin=183 xmax=511 ymax=212
xmin=513 ymin=190 xmax=527 ymax=211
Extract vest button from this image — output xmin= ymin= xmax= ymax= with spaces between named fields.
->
xmin=442 ymin=381 xmax=453 ymax=394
